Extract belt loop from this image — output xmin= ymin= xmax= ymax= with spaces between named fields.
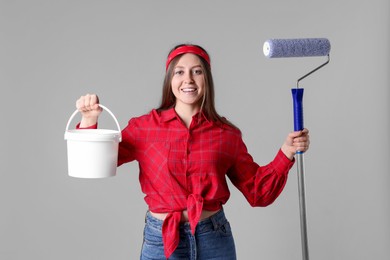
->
xmin=210 ymin=211 xmax=219 ymax=230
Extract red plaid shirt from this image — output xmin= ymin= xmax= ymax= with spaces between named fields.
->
xmin=79 ymin=108 xmax=294 ymax=258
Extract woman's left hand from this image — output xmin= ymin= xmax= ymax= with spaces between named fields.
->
xmin=281 ymin=128 xmax=310 ymax=160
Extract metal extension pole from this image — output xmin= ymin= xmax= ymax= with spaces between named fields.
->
xmin=296 ymin=152 xmax=309 ymax=260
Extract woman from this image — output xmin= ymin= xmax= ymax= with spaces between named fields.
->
xmin=76 ymin=44 xmax=310 ymax=259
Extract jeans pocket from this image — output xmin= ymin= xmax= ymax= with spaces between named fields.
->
xmin=143 ymin=225 xmax=164 ymax=246
xmin=217 ymin=221 xmax=233 ymax=237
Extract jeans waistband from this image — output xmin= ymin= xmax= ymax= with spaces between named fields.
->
xmin=145 ymin=208 xmax=227 ymax=233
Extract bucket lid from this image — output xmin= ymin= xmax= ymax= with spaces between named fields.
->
xmin=64 ymin=129 xmax=121 ymax=142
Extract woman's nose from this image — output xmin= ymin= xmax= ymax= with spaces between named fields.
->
xmin=184 ymin=71 xmax=194 ymax=83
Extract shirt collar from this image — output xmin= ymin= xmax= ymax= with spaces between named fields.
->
xmin=159 ymin=107 xmax=210 ymax=124
xmin=159 ymin=107 xmax=177 ymax=123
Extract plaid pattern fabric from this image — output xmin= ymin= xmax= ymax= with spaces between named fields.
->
xmin=117 ymin=108 xmax=294 ymax=258
xmin=79 ymin=108 xmax=294 ymax=258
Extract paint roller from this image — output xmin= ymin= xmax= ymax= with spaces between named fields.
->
xmin=263 ymin=38 xmax=331 ymax=260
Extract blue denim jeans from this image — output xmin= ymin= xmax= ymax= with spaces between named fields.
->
xmin=140 ymin=209 xmax=237 ymax=260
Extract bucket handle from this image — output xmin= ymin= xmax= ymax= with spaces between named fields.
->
xmin=65 ymin=104 xmax=122 ymax=141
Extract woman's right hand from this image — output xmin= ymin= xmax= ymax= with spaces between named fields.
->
xmin=76 ymin=94 xmax=102 ymax=127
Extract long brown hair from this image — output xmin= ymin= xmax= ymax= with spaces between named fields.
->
xmin=157 ymin=44 xmax=238 ymax=130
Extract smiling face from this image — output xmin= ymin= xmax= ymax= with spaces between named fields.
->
xmin=171 ymin=53 xmax=205 ymax=112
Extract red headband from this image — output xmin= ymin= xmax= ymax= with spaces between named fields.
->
xmin=166 ymin=45 xmax=210 ymax=71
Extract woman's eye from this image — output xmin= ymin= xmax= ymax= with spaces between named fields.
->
xmin=193 ymin=69 xmax=203 ymax=75
xmin=174 ymin=70 xmax=184 ymax=75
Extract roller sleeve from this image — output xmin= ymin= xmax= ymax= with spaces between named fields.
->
xmin=264 ymin=38 xmax=331 ymax=58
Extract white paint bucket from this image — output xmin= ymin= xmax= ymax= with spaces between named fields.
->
xmin=64 ymin=105 xmax=122 ymax=178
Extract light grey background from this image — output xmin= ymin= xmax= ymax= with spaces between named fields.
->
xmin=1 ymin=0 xmax=389 ymax=259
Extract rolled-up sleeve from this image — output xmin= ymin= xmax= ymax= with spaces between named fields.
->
xmin=227 ymin=137 xmax=295 ymax=207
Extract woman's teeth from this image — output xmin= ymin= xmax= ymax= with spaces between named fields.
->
xmin=182 ymin=88 xmax=197 ymax=93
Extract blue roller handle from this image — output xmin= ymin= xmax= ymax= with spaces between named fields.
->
xmin=292 ymin=88 xmax=304 ymax=154
xmin=292 ymin=88 xmax=304 ymax=131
